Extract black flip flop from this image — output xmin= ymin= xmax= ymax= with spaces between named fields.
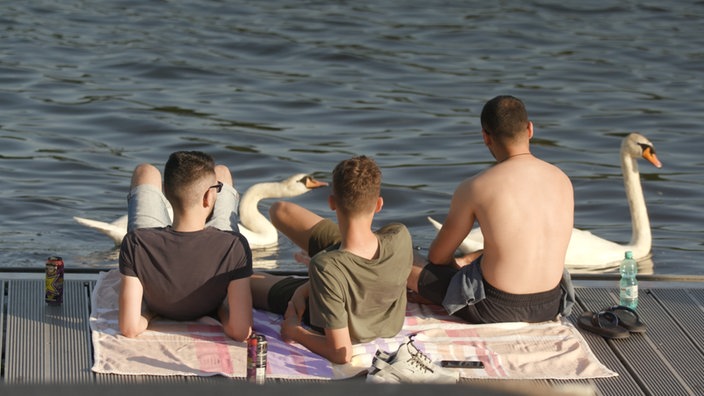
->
xmin=577 ymin=311 xmax=630 ymax=339
xmin=606 ymin=305 xmax=647 ymax=333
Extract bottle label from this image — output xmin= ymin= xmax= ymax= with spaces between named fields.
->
xmin=621 ymin=285 xmax=638 ymax=300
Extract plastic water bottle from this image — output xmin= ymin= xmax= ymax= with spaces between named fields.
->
xmin=619 ymin=251 xmax=638 ymax=309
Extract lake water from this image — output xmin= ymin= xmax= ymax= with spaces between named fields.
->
xmin=2 ymin=1 xmax=702 ymax=275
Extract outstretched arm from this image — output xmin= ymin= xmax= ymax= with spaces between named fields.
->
xmin=118 ymin=274 xmax=153 ymax=338
xmin=280 ymin=301 xmax=352 ymax=364
xmin=219 ymin=278 xmax=253 ymax=342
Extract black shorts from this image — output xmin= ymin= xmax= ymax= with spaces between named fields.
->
xmin=267 ymin=276 xmax=324 ymax=334
xmin=417 ymin=261 xmax=562 ymax=323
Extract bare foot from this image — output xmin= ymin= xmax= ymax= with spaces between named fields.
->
xmin=294 ymin=250 xmax=311 ymax=267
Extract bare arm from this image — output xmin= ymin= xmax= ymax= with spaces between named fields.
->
xmin=118 ymin=274 xmax=152 ymax=338
xmin=219 ymin=278 xmax=253 ymax=342
xmin=280 ymin=301 xmax=352 ymax=364
xmin=428 ymin=180 xmax=476 ymax=265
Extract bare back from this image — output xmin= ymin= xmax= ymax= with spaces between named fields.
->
xmin=433 ymin=155 xmax=573 ymax=294
xmin=476 ymin=155 xmax=572 ymax=293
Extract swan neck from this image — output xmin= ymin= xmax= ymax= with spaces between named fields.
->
xmin=621 ymin=152 xmax=651 ymax=256
xmin=238 ymin=182 xmax=278 ymax=235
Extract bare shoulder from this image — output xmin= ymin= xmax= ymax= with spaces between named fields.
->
xmin=543 ymin=160 xmax=573 ymax=187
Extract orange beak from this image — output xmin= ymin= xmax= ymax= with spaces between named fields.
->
xmin=642 ymin=147 xmax=662 ymax=168
xmin=305 ymin=177 xmax=328 ymax=189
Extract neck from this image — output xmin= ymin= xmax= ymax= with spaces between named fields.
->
xmin=622 ymin=152 xmax=651 ymax=254
xmin=171 ymin=211 xmax=207 ymax=232
xmin=499 ymin=152 xmax=532 ymax=162
xmin=336 ymin=215 xmax=379 ymax=260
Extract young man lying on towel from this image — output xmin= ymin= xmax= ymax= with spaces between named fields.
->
xmin=251 ymin=156 xmax=413 ymax=364
xmin=407 ymin=95 xmax=575 ymax=323
xmin=118 ymin=151 xmax=253 ymax=341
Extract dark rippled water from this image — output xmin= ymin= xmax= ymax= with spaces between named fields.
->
xmin=1 ymin=1 xmax=702 ymax=275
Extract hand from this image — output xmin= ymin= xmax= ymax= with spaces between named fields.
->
xmin=289 ymin=282 xmax=309 ymax=321
xmin=280 ymin=301 xmax=301 ymax=343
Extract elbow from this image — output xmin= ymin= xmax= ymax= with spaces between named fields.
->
xmin=328 ymin=348 xmax=352 ymax=365
xmin=427 ymin=245 xmax=453 ymax=266
xmin=427 ymin=251 xmax=444 ymax=266
xmin=229 ymin=331 xmax=251 ymax=343
xmin=120 ymin=324 xmax=142 ymax=338
xmin=427 ymin=242 xmax=442 ymax=265
xmin=225 ymin=324 xmax=252 ymax=342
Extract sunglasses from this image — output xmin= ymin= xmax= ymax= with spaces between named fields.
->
xmin=209 ymin=181 xmax=223 ymax=193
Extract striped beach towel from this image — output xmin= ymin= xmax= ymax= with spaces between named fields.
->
xmin=90 ymin=269 xmax=615 ymax=380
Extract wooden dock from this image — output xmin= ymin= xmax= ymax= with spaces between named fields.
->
xmin=1 ymin=270 xmax=703 ymax=395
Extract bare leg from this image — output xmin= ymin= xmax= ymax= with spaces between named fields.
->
xmin=130 ymin=163 xmax=162 ymax=190
xmin=250 ymin=272 xmax=291 ymax=310
xmin=269 ymin=201 xmax=325 ymax=252
xmin=214 ymin=164 xmax=233 ymax=187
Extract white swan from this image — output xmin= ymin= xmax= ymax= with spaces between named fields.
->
xmin=73 ymin=173 xmax=327 ymax=249
xmin=428 ymin=132 xmax=662 ymax=271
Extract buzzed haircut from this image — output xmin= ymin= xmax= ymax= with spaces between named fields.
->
xmin=480 ymin=95 xmax=529 ymax=142
xmin=331 ymin=156 xmax=381 ymax=216
xmin=163 ymin=151 xmax=216 ymax=208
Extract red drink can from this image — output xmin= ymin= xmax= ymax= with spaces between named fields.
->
xmin=246 ymin=334 xmax=267 ymax=384
xmin=45 ymin=256 xmax=64 ymax=305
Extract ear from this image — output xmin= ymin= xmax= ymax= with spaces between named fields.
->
xmin=527 ymin=121 xmax=534 ymax=139
xmin=203 ymin=188 xmax=216 ymax=209
xmin=482 ymin=129 xmax=492 ymax=146
xmin=375 ymin=197 xmax=384 ymax=213
xmin=328 ymin=195 xmax=336 ymax=211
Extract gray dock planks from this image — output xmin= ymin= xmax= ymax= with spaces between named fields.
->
xmin=1 ymin=273 xmax=704 ymax=395
xmin=578 ymin=287 xmax=703 ymax=396
xmin=3 ymin=280 xmax=93 ymax=384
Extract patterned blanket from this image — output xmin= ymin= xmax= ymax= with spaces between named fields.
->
xmin=90 ymin=270 xmax=615 ymax=380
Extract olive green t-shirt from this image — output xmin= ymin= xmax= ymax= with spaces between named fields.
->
xmin=307 ymin=222 xmax=413 ymax=343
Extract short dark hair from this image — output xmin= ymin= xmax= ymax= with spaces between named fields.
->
xmin=480 ymin=95 xmax=529 ymax=142
xmin=163 ymin=151 xmax=216 ymax=207
xmin=331 ymin=156 xmax=381 ymax=215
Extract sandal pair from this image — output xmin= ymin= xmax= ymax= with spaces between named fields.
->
xmin=577 ymin=305 xmax=647 ymax=339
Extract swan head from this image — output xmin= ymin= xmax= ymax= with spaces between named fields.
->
xmin=279 ymin=173 xmax=328 ymax=196
xmin=622 ymin=133 xmax=662 ymax=168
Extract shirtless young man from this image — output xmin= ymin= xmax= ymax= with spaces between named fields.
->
xmin=251 ymin=156 xmax=413 ymax=364
xmin=407 ymin=95 xmax=574 ymax=323
xmin=119 ymin=151 xmax=252 ymax=341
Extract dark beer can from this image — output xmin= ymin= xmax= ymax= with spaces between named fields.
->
xmin=45 ymin=256 xmax=64 ymax=305
xmin=246 ymin=334 xmax=267 ymax=384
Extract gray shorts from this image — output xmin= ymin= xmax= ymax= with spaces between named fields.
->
xmin=127 ymin=183 xmax=240 ymax=232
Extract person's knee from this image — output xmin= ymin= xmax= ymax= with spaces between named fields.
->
xmin=269 ymin=201 xmax=290 ymax=228
xmin=214 ymin=164 xmax=233 ymax=186
xmin=131 ymin=163 xmax=161 ymax=190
